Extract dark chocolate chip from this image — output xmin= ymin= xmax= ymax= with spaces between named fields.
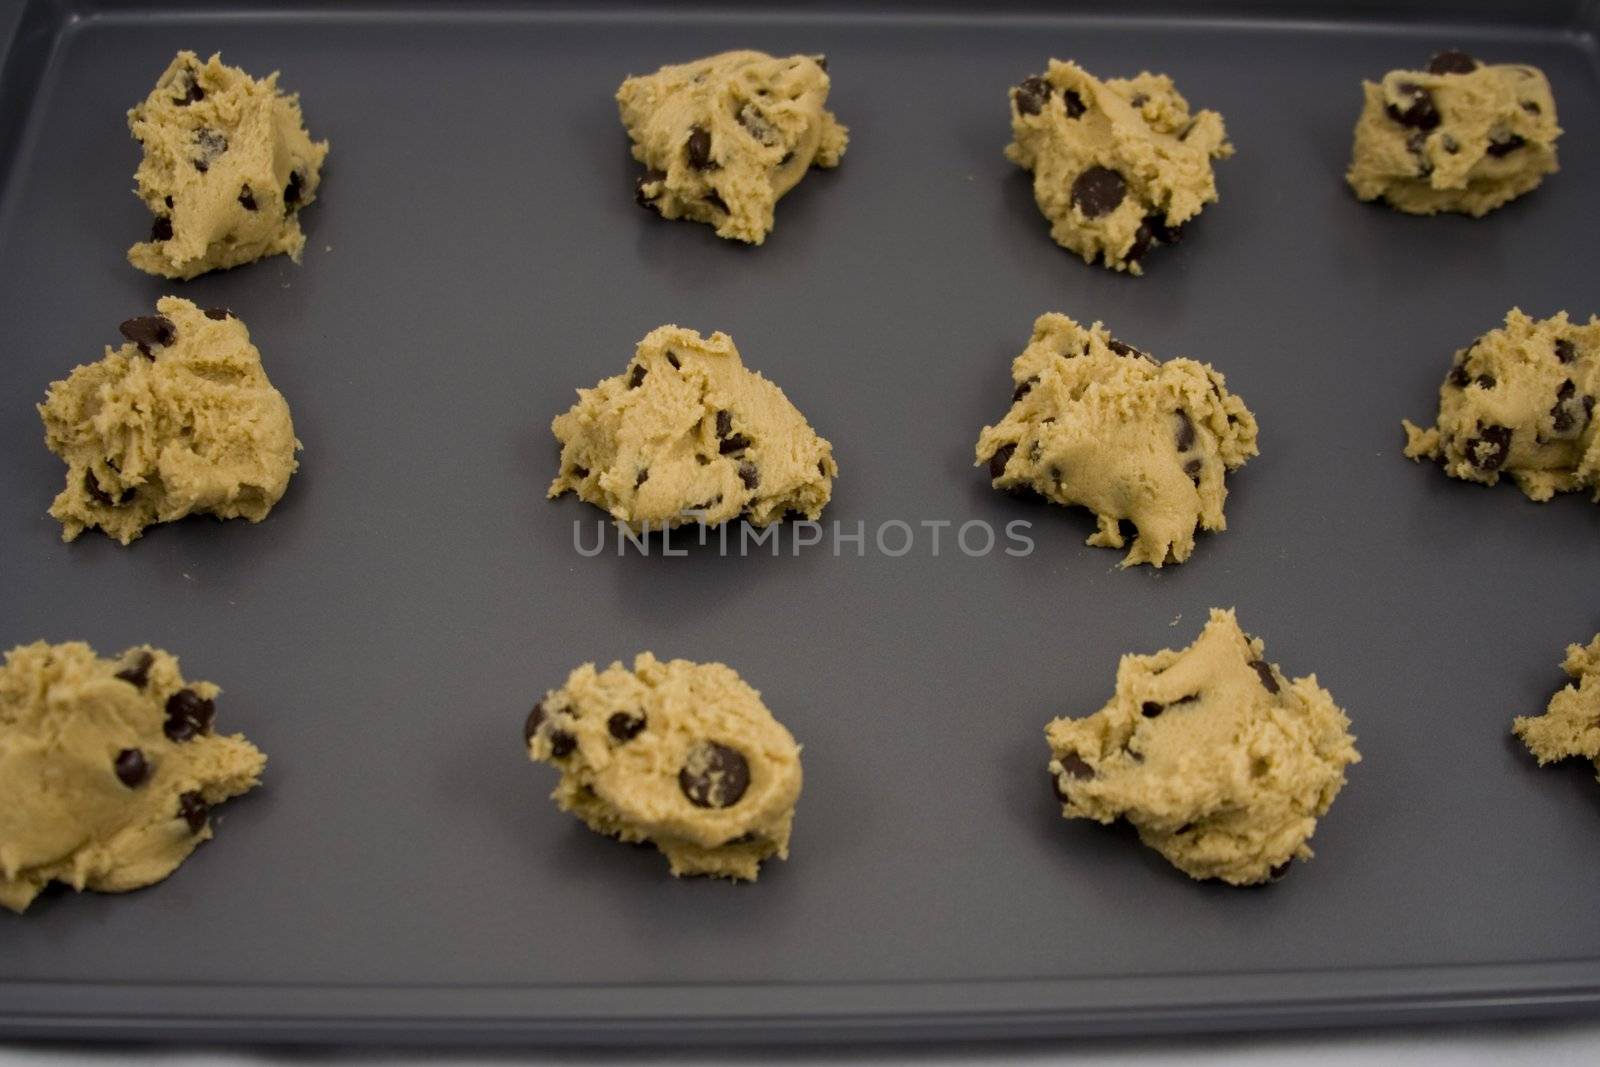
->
xmin=238 ymin=185 xmax=257 ymax=211
xmin=779 ymin=150 xmax=796 ymax=167
xmin=634 ymin=168 xmax=666 ymax=208
xmin=635 ymin=468 xmax=649 ymax=488
xmin=1522 ymin=100 xmax=1541 ymax=114
xmin=719 ymin=433 xmax=752 ymax=454
xmin=150 ymin=216 xmax=174 ymax=242
xmin=1175 ymin=823 xmax=1195 ymax=835
xmin=628 ymin=364 xmax=647 ymax=389
xmin=549 ymin=730 xmax=577 ymax=758
xmin=1174 ymin=411 xmax=1196 ymax=451
xmin=1014 ymin=75 xmax=1051 ymax=116
xmin=685 ymin=126 xmax=713 ymax=169
xmin=85 ymin=470 xmax=114 ymax=506
xmin=666 ymin=350 xmax=680 ymax=369
xmin=607 ymin=711 xmax=646 ymax=741
xmin=204 ymin=307 xmax=232 ymax=321
xmin=115 ymin=651 xmax=154 ymax=689
xmin=176 ymin=79 xmax=205 ymax=105
xmin=1486 ymin=134 xmax=1526 ymax=157
xmin=1386 ymin=83 xmax=1441 ymax=130
xmin=1555 ymin=338 xmax=1575 ymax=363
xmin=114 ymin=748 xmax=149 ymax=788
xmin=163 ymin=688 xmax=215 ymax=743
xmin=1013 ymin=376 xmax=1038 ymax=402
xmin=1062 ymin=88 xmax=1086 ymax=119
xmin=1425 ymin=50 xmax=1478 ymax=75
xmin=988 ymin=442 xmax=1016 ymax=480
xmin=1441 ymin=133 xmax=1460 ymax=153
xmin=177 ymin=791 xmax=208 ymax=833
xmin=1448 ymin=364 xmax=1471 ymax=388
xmin=738 ymin=461 xmax=759 ymax=489
xmin=1184 ymin=458 xmax=1203 ymax=481
xmin=1249 ymin=660 xmax=1280 ymax=694
xmin=1268 ymin=860 xmax=1292 ymax=882
xmin=678 ymin=742 xmax=750 ymax=808
xmin=1474 ymin=374 xmax=1496 ymax=389
xmin=1472 ymin=424 xmax=1513 ymax=471
xmin=570 ymin=465 xmax=589 ymax=479
xmin=716 ymin=410 xmax=733 ymax=438
xmin=523 ymin=702 xmax=545 ymax=745
xmin=1129 ymin=92 xmax=1148 ymax=108
xmin=1070 ymin=165 xmax=1127 ymax=218
xmin=1128 ymin=221 xmax=1156 ymax=262
xmin=119 ymin=315 xmax=176 ymax=356
xmin=1106 ymin=338 xmax=1143 ymax=358
xmin=1058 ymin=753 xmax=1094 ymax=780
xmin=704 ymin=189 xmax=730 ymax=214
xmin=283 ymin=170 xmax=303 ymax=208
xmin=1141 ymin=700 xmax=1165 ymax=717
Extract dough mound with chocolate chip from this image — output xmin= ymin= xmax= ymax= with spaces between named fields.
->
xmin=1046 ymin=610 xmax=1359 ymax=886
xmin=549 ymin=325 xmax=836 ymax=530
xmin=975 ymin=313 xmax=1258 ymax=568
xmin=1347 ymin=50 xmax=1560 ymax=217
xmin=619 ymin=50 xmax=847 ymax=244
xmin=0 ymin=641 xmax=265 ymax=913
xmin=38 ymin=296 xmax=300 ymax=544
xmin=1004 ymin=60 xmax=1232 ymax=275
xmin=525 ymin=653 xmax=802 ymax=881
xmin=127 ymin=51 xmax=329 ymax=279
xmin=1403 ymin=308 xmax=1598 ymax=502
xmin=1514 ymin=633 xmax=1600 ymax=785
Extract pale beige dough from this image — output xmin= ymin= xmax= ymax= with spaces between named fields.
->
xmin=1005 ymin=59 xmax=1232 ymax=274
xmin=549 ymin=325 xmax=836 ymax=530
xmin=1046 ymin=610 xmax=1360 ymax=886
xmin=0 ymin=641 xmax=265 ymax=913
xmin=1347 ymin=50 xmax=1560 ymax=216
xmin=524 ymin=653 xmax=802 ymax=881
xmin=38 ymin=296 xmax=300 ymax=544
xmin=1514 ymin=634 xmax=1600 ymax=784
xmin=975 ymin=313 xmax=1258 ymax=568
xmin=128 ymin=51 xmax=329 ymax=279
xmin=1403 ymin=308 xmax=1599 ymax=502
xmin=619 ymin=50 xmax=847 ymax=244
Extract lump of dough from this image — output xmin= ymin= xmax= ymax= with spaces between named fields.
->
xmin=524 ymin=652 xmax=802 ymax=881
xmin=127 ymin=51 xmax=329 ymax=279
xmin=619 ymin=50 xmax=847 ymax=244
xmin=1046 ymin=609 xmax=1360 ymax=886
xmin=0 ymin=641 xmax=265 ymax=913
xmin=1513 ymin=634 xmax=1600 ymax=784
xmin=975 ymin=312 xmax=1258 ymax=568
xmin=549 ymin=325 xmax=836 ymax=530
xmin=38 ymin=296 xmax=300 ymax=544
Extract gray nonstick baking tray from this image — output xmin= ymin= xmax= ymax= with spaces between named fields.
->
xmin=3 ymin=0 xmax=1600 ymax=1045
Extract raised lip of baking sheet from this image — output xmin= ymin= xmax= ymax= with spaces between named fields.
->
xmin=3 ymin=0 xmax=1600 ymax=1045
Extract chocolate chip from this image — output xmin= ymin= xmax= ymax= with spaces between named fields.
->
xmin=177 ymin=791 xmax=208 ymax=833
xmin=988 ymin=442 xmax=1016 ymax=480
xmin=1442 ymin=133 xmax=1460 ymax=153
xmin=1141 ymin=701 xmax=1164 ymax=717
xmin=1386 ymin=83 xmax=1441 ymax=130
xmin=1128 ymin=222 xmax=1156 ymax=262
xmin=549 ymin=730 xmax=577 ymax=758
xmin=1014 ymin=75 xmax=1051 ymax=116
xmin=678 ymin=742 xmax=750 ymax=808
xmin=85 ymin=470 xmax=113 ymax=506
xmin=238 ymin=185 xmax=257 ymax=211
xmin=704 ymin=189 xmax=730 ymax=214
xmin=1013 ymin=376 xmax=1038 ymax=402
xmin=634 ymin=168 xmax=666 ymax=208
xmin=570 ymin=465 xmax=589 ymax=479
xmin=283 ymin=170 xmax=303 ymax=208
xmin=1472 ymin=424 xmax=1513 ymax=471
xmin=607 ymin=712 xmax=646 ymax=741
xmin=779 ymin=150 xmax=795 ymax=167
xmin=173 ymin=72 xmax=204 ymax=106
xmin=1522 ymin=100 xmax=1542 ymax=114
xmin=1268 ymin=860 xmax=1292 ymax=882
xmin=1174 ymin=411 xmax=1196 ymax=451
xmin=114 ymin=748 xmax=149 ymax=788
xmin=719 ymin=433 xmax=752 ymax=454
xmin=737 ymin=104 xmax=777 ymax=144
xmin=115 ymin=651 xmax=154 ymax=689
xmin=716 ymin=410 xmax=733 ymax=438
xmin=738 ymin=461 xmax=759 ymax=489
xmin=1106 ymin=338 xmax=1143 ymax=358
xmin=524 ymin=702 xmax=545 ymax=745
xmin=1486 ymin=134 xmax=1526 ymax=157
xmin=685 ymin=126 xmax=713 ymax=169
xmin=1448 ymin=364 xmax=1471 ymax=388
xmin=1555 ymin=338 xmax=1575 ymax=363
xmin=628 ymin=364 xmax=647 ymax=389
xmin=1062 ymin=88 xmax=1086 ymax=119
xmin=1474 ymin=374 xmax=1496 ymax=389
xmin=1129 ymin=92 xmax=1148 ymax=108
xmin=1249 ymin=660 xmax=1280 ymax=694
xmin=1184 ymin=458 xmax=1203 ymax=482
xmin=1559 ymin=379 xmax=1577 ymax=400
xmin=635 ymin=469 xmax=649 ymax=488
xmin=1425 ymin=50 xmax=1478 ymax=75
xmin=666 ymin=351 xmax=680 ymax=369
xmin=1058 ymin=753 xmax=1094 ymax=779
xmin=163 ymin=688 xmax=215 ymax=743
xmin=1070 ymin=166 xmax=1127 ymax=218
xmin=1175 ymin=823 xmax=1195 ymax=835
xmin=193 ymin=128 xmax=228 ymax=172
xmin=204 ymin=307 xmax=232 ymax=321
xmin=150 ymin=216 xmax=174 ymax=242
xmin=119 ymin=315 xmax=176 ymax=356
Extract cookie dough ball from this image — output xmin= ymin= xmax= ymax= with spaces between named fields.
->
xmin=1347 ymin=50 xmax=1560 ymax=216
xmin=619 ymin=50 xmax=847 ymax=244
xmin=127 ymin=51 xmax=329 ymax=279
xmin=524 ymin=653 xmax=802 ymax=881
xmin=1403 ymin=309 xmax=1599 ymax=502
xmin=1046 ymin=610 xmax=1359 ymax=886
xmin=1004 ymin=60 xmax=1232 ymax=274
xmin=0 ymin=641 xmax=265 ymax=913
xmin=975 ymin=313 xmax=1258 ymax=568
xmin=1514 ymin=634 xmax=1600 ymax=784
xmin=38 ymin=296 xmax=300 ymax=544
xmin=549 ymin=325 xmax=836 ymax=530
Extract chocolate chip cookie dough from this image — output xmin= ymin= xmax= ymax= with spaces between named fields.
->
xmin=1403 ymin=309 xmax=1598 ymax=501
xmin=524 ymin=653 xmax=802 ymax=881
xmin=1046 ymin=610 xmax=1360 ymax=886
xmin=619 ymin=50 xmax=847 ymax=244
xmin=1347 ymin=50 xmax=1560 ymax=216
xmin=1514 ymin=634 xmax=1600 ymax=785
xmin=1005 ymin=60 xmax=1233 ymax=274
xmin=38 ymin=296 xmax=300 ymax=544
xmin=0 ymin=641 xmax=265 ymax=913
xmin=128 ymin=51 xmax=329 ymax=279
xmin=975 ymin=313 xmax=1258 ymax=568
xmin=549 ymin=325 xmax=836 ymax=530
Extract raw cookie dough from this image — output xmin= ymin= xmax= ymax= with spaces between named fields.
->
xmin=0 ymin=641 xmax=265 ymax=913
xmin=1403 ymin=308 xmax=1599 ymax=501
xmin=38 ymin=296 xmax=300 ymax=544
xmin=1347 ymin=50 xmax=1560 ymax=216
xmin=524 ymin=652 xmax=802 ymax=880
xmin=975 ymin=313 xmax=1258 ymax=568
xmin=1005 ymin=59 xmax=1233 ymax=274
xmin=549 ymin=325 xmax=836 ymax=530
xmin=1514 ymin=634 xmax=1600 ymax=784
xmin=127 ymin=51 xmax=329 ymax=279
xmin=619 ymin=50 xmax=847 ymax=244
xmin=1046 ymin=609 xmax=1360 ymax=886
